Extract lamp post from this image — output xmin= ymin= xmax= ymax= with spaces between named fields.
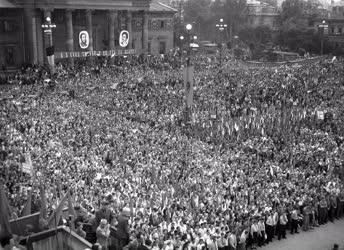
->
xmin=186 ymin=23 xmax=192 ymax=67
xmin=180 ymin=35 xmax=184 ymax=66
xmin=41 ymin=16 xmax=56 ymax=76
xmin=215 ymin=18 xmax=227 ymax=67
xmin=184 ymin=23 xmax=193 ymax=125
xmin=319 ymin=20 xmax=328 ymax=55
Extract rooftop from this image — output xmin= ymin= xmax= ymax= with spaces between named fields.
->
xmin=149 ymin=0 xmax=177 ymax=12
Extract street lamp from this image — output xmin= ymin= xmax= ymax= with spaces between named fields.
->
xmin=179 ymin=35 xmax=184 ymax=66
xmin=215 ymin=18 xmax=227 ymax=67
xmin=41 ymin=16 xmax=56 ymax=76
xmin=183 ymin=23 xmax=193 ymax=125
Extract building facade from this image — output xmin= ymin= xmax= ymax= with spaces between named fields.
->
xmin=314 ymin=2 xmax=344 ymax=50
xmin=0 ymin=0 xmax=176 ymax=68
xmin=246 ymin=0 xmax=279 ymax=30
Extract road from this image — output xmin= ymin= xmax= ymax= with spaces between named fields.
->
xmin=261 ymin=218 xmax=344 ymax=250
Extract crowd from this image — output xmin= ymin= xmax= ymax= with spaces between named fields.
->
xmin=0 ymin=54 xmax=344 ymax=250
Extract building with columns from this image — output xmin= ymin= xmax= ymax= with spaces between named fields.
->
xmin=0 ymin=0 xmax=176 ymax=68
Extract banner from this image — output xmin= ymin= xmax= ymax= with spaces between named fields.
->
xmin=183 ymin=66 xmax=194 ymax=108
xmin=55 ymin=49 xmax=137 ymax=59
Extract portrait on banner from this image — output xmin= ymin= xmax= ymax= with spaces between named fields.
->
xmin=119 ymin=30 xmax=129 ymax=48
xmin=79 ymin=31 xmax=89 ymax=49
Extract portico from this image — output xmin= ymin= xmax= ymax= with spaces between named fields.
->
xmin=0 ymin=0 xmax=176 ymax=67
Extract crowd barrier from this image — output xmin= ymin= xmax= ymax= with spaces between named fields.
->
xmin=243 ymin=56 xmax=327 ymax=68
xmin=9 ymin=208 xmax=70 ymax=236
xmin=10 ymin=213 xmax=41 ymax=236
xmin=26 ymin=226 xmax=92 ymax=250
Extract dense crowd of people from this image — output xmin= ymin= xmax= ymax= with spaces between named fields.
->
xmin=1 ymin=54 xmax=344 ymax=250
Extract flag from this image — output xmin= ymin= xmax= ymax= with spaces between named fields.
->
xmin=48 ymin=189 xmax=69 ymax=228
xmin=39 ymin=184 xmax=47 ymax=219
xmin=67 ymin=191 xmax=76 ymax=231
xmin=22 ymin=152 xmax=34 ymax=180
xmin=21 ymin=188 xmax=33 ymax=217
xmin=161 ymin=191 xmax=167 ymax=209
xmin=0 ymin=183 xmax=12 ymax=238
xmin=270 ymin=166 xmax=274 ymax=177
xmin=129 ymin=197 xmax=134 ymax=218
xmin=67 ymin=191 xmax=76 ymax=219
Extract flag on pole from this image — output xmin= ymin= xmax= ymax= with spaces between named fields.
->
xmin=21 ymin=188 xmax=33 ymax=217
xmin=183 ymin=66 xmax=194 ymax=108
xmin=129 ymin=197 xmax=134 ymax=218
xmin=48 ymin=189 xmax=69 ymax=228
xmin=67 ymin=191 xmax=76 ymax=231
xmin=0 ymin=183 xmax=12 ymax=238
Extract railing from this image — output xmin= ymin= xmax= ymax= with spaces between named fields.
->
xmin=26 ymin=226 xmax=92 ymax=250
xmin=243 ymin=56 xmax=326 ymax=67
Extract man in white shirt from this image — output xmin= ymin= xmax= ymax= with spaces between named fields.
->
xmin=265 ymin=212 xmax=274 ymax=243
xmin=278 ymin=209 xmax=288 ymax=240
xmin=228 ymin=231 xmax=237 ymax=250
xmin=258 ymin=217 xmax=266 ymax=247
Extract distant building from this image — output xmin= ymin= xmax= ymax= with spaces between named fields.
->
xmin=314 ymin=2 xmax=344 ymax=50
xmin=0 ymin=0 xmax=176 ymax=68
xmin=246 ymin=0 xmax=279 ymax=30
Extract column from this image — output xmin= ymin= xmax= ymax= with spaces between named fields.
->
xmin=108 ymin=10 xmax=117 ymax=63
xmin=43 ymin=9 xmax=52 ymax=63
xmin=43 ymin=9 xmax=54 ymax=74
xmin=43 ymin=10 xmax=53 ymax=45
xmin=24 ymin=8 xmax=38 ymax=64
xmin=36 ymin=10 xmax=44 ymax=64
xmin=86 ymin=9 xmax=94 ymax=63
xmin=126 ymin=11 xmax=132 ymax=49
xmin=142 ymin=11 xmax=148 ymax=54
xmin=65 ymin=9 xmax=74 ymax=66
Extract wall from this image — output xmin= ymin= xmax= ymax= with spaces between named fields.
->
xmin=0 ymin=8 xmax=25 ymax=67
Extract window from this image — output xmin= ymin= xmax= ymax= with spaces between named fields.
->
xmin=3 ymin=20 xmax=16 ymax=32
xmin=331 ymin=26 xmax=335 ymax=34
xmin=5 ymin=46 xmax=15 ymax=65
xmin=160 ymin=20 xmax=165 ymax=29
xmin=159 ymin=41 xmax=166 ymax=54
xmin=339 ymin=27 xmax=342 ymax=34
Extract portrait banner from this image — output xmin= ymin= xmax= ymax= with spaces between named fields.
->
xmin=79 ymin=31 xmax=89 ymax=49
xmin=119 ymin=30 xmax=129 ymax=48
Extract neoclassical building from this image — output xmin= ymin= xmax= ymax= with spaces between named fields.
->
xmin=0 ymin=0 xmax=176 ymax=68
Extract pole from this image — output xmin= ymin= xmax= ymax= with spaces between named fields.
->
xmin=186 ymin=30 xmax=191 ymax=123
xmin=321 ymin=28 xmax=324 ymax=55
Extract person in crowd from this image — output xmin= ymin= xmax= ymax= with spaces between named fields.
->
xmin=96 ymin=219 xmax=110 ymax=249
xmin=76 ymin=222 xmax=87 ymax=239
xmin=278 ymin=208 xmax=288 ymax=240
xmin=114 ymin=207 xmax=130 ymax=249
xmin=290 ymin=206 xmax=300 ymax=234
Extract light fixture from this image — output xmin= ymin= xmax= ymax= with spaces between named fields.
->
xmin=180 ymin=35 xmax=184 ymax=40
xmin=186 ymin=24 xmax=192 ymax=31
xmin=220 ymin=18 xmax=223 ymax=22
xmin=193 ymin=35 xmax=197 ymax=40
xmin=46 ymin=16 xmax=51 ymax=22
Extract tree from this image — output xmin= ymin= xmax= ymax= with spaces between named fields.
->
xmin=223 ymin=0 xmax=247 ymax=39
xmin=276 ymin=0 xmax=324 ymax=53
xmin=182 ymin=0 xmax=213 ymax=40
